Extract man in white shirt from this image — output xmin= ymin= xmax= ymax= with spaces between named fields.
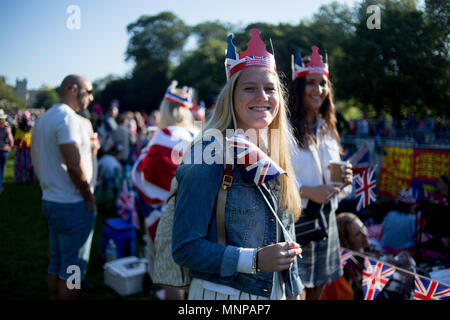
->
xmin=31 ymin=74 xmax=97 ymax=300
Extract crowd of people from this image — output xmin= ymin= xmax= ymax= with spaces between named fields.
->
xmin=338 ymin=113 xmax=448 ymax=144
xmin=0 ymin=108 xmax=38 ymax=195
xmin=2 ymin=28 xmax=448 ymax=301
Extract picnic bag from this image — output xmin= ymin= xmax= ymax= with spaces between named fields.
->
xmin=150 ymin=164 xmax=233 ymax=289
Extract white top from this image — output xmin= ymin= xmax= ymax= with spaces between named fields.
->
xmin=32 ymin=103 xmax=94 ymax=203
xmin=290 ymin=118 xmax=352 ymax=211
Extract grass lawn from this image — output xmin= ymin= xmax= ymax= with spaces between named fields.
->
xmin=0 ymin=150 xmax=157 ymax=300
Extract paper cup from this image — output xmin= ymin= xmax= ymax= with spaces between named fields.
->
xmin=329 ymin=160 xmax=347 ymax=183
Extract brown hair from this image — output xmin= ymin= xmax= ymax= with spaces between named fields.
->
xmin=336 ymin=212 xmax=360 ymax=249
xmin=289 ymin=56 xmax=340 ymax=149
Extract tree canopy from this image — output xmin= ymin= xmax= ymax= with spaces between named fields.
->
xmin=92 ymin=0 xmax=449 ymax=121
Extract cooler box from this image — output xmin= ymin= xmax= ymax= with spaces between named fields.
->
xmin=101 ymin=217 xmax=136 ymax=259
xmin=104 ymin=256 xmax=147 ymax=296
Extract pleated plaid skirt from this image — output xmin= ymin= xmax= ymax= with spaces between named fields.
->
xmin=296 ymin=209 xmax=343 ymax=288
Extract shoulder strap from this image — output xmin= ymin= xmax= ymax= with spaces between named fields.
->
xmin=216 ymin=163 xmax=233 ymax=245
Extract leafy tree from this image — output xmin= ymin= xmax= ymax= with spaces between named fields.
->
xmin=173 ymin=38 xmax=227 ymax=101
xmin=124 ymin=11 xmax=190 ymax=112
xmin=126 ymin=11 xmax=189 ymax=64
xmin=192 ymin=21 xmax=233 ymax=46
xmin=33 ymin=85 xmax=60 ymax=110
xmin=0 ymin=76 xmax=25 ymax=111
xmin=335 ymin=0 xmax=449 ymax=119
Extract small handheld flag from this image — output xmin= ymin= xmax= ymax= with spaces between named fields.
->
xmin=226 ymin=134 xmax=285 ymax=186
xmin=354 ymin=165 xmax=377 ymax=211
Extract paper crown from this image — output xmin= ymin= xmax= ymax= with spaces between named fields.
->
xmin=163 ymin=80 xmax=193 ymax=109
xmin=225 ymin=28 xmax=277 ymax=80
xmin=399 ymin=187 xmax=417 ymax=204
xmin=291 ymin=46 xmax=329 ymax=80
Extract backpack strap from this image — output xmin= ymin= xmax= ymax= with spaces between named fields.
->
xmin=216 ymin=163 xmax=233 ymax=245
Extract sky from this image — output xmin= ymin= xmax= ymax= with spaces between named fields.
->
xmin=0 ymin=0 xmax=362 ymax=90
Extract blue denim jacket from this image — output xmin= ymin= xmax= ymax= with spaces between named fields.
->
xmin=172 ymin=142 xmax=304 ymax=298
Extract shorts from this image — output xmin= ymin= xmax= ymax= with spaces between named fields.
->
xmin=42 ymin=200 xmax=96 ymax=280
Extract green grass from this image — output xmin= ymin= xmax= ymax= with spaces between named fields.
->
xmin=0 ymin=151 xmax=156 ymax=300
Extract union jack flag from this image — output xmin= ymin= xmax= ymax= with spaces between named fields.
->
xmin=354 ymin=165 xmax=377 ymax=211
xmin=340 ymin=247 xmax=353 ymax=268
xmin=414 ymin=275 xmax=450 ymax=300
xmin=362 ymin=258 xmax=396 ymax=300
xmin=345 ymin=144 xmax=369 ymax=175
xmin=117 ymin=179 xmax=140 ymax=230
xmin=226 ymin=135 xmax=285 ymax=186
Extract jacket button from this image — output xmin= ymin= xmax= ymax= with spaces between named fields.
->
xmin=269 ymin=218 xmax=275 ymax=222
xmin=262 ymin=288 xmax=269 ymax=292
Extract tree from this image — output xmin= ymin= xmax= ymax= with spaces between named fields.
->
xmin=335 ymin=0 xmax=450 ymax=119
xmin=33 ymin=85 xmax=60 ymax=110
xmin=0 ymin=76 xmax=25 ymax=111
xmin=124 ymin=12 xmax=190 ymax=112
xmin=173 ymin=38 xmax=227 ymax=101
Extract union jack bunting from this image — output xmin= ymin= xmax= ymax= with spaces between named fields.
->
xmin=116 ymin=179 xmax=140 ymax=230
xmin=354 ymin=165 xmax=377 ymax=211
xmin=414 ymin=275 xmax=450 ymax=300
xmin=226 ymin=135 xmax=285 ymax=186
xmin=340 ymin=247 xmax=353 ymax=268
xmin=362 ymin=258 xmax=396 ymax=300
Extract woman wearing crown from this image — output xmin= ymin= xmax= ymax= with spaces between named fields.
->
xmin=132 ymin=81 xmax=198 ymax=300
xmin=289 ymin=46 xmax=354 ymax=299
xmin=171 ymin=29 xmax=304 ymax=300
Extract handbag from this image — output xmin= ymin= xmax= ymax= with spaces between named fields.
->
xmin=295 ymin=200 xmax=331 ymax=246
xmin=151 ymin=163 xmax=233 ymax=289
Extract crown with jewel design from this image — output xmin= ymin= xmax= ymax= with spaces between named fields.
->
xmin=291 ymin=46 xmax=329 ymax=80
xmin=163 ymin=80 xmax=193 ymax=109
xmin=225 ymin=28 xmax=277 ymax=80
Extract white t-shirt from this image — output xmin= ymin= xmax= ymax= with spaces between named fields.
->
xmin=32 ymin=103 xmax=94 ymax=203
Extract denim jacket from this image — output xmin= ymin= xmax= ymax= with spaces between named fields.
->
xmin=172 ymin=141 xmax=303 ymax=298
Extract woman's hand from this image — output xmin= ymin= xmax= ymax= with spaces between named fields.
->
xmin=257 ymin=241 xmax=302 ymax=272
xmin=342 ymin=162 xmax=353 ymax=187
xmin=301 ymin=185 xmax=341 ymax=204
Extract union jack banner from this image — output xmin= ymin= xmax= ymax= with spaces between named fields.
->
xmin=116 ymin=179 xmax=140 ymax=230
xmin=340 ymin=247 xmax=353 ymax=268
xmin=414 ymin=275 xmax=450 ymax=300
xmin=354 ymin=165 xmax=377 ymax=211
xmin=226 ymin=135 xmax=285 ymax=186
xmin=362 ymin=258 xmax=396 ymax=300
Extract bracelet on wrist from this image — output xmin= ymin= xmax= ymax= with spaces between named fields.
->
xmin=251 ymin=248 xmax=261 ymax=274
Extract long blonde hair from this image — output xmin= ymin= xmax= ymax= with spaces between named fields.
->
xmin=188 ymin=68 xmax=301 ymax=221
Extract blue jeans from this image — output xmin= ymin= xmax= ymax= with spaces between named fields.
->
xmin=0 ymin=151 xmax=9 ymax=191
xmin=42 ymin=200 xmax=96 ymax=280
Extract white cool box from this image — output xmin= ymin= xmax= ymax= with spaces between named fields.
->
xmin=103 ymin=256 xmax=148 ymax=296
